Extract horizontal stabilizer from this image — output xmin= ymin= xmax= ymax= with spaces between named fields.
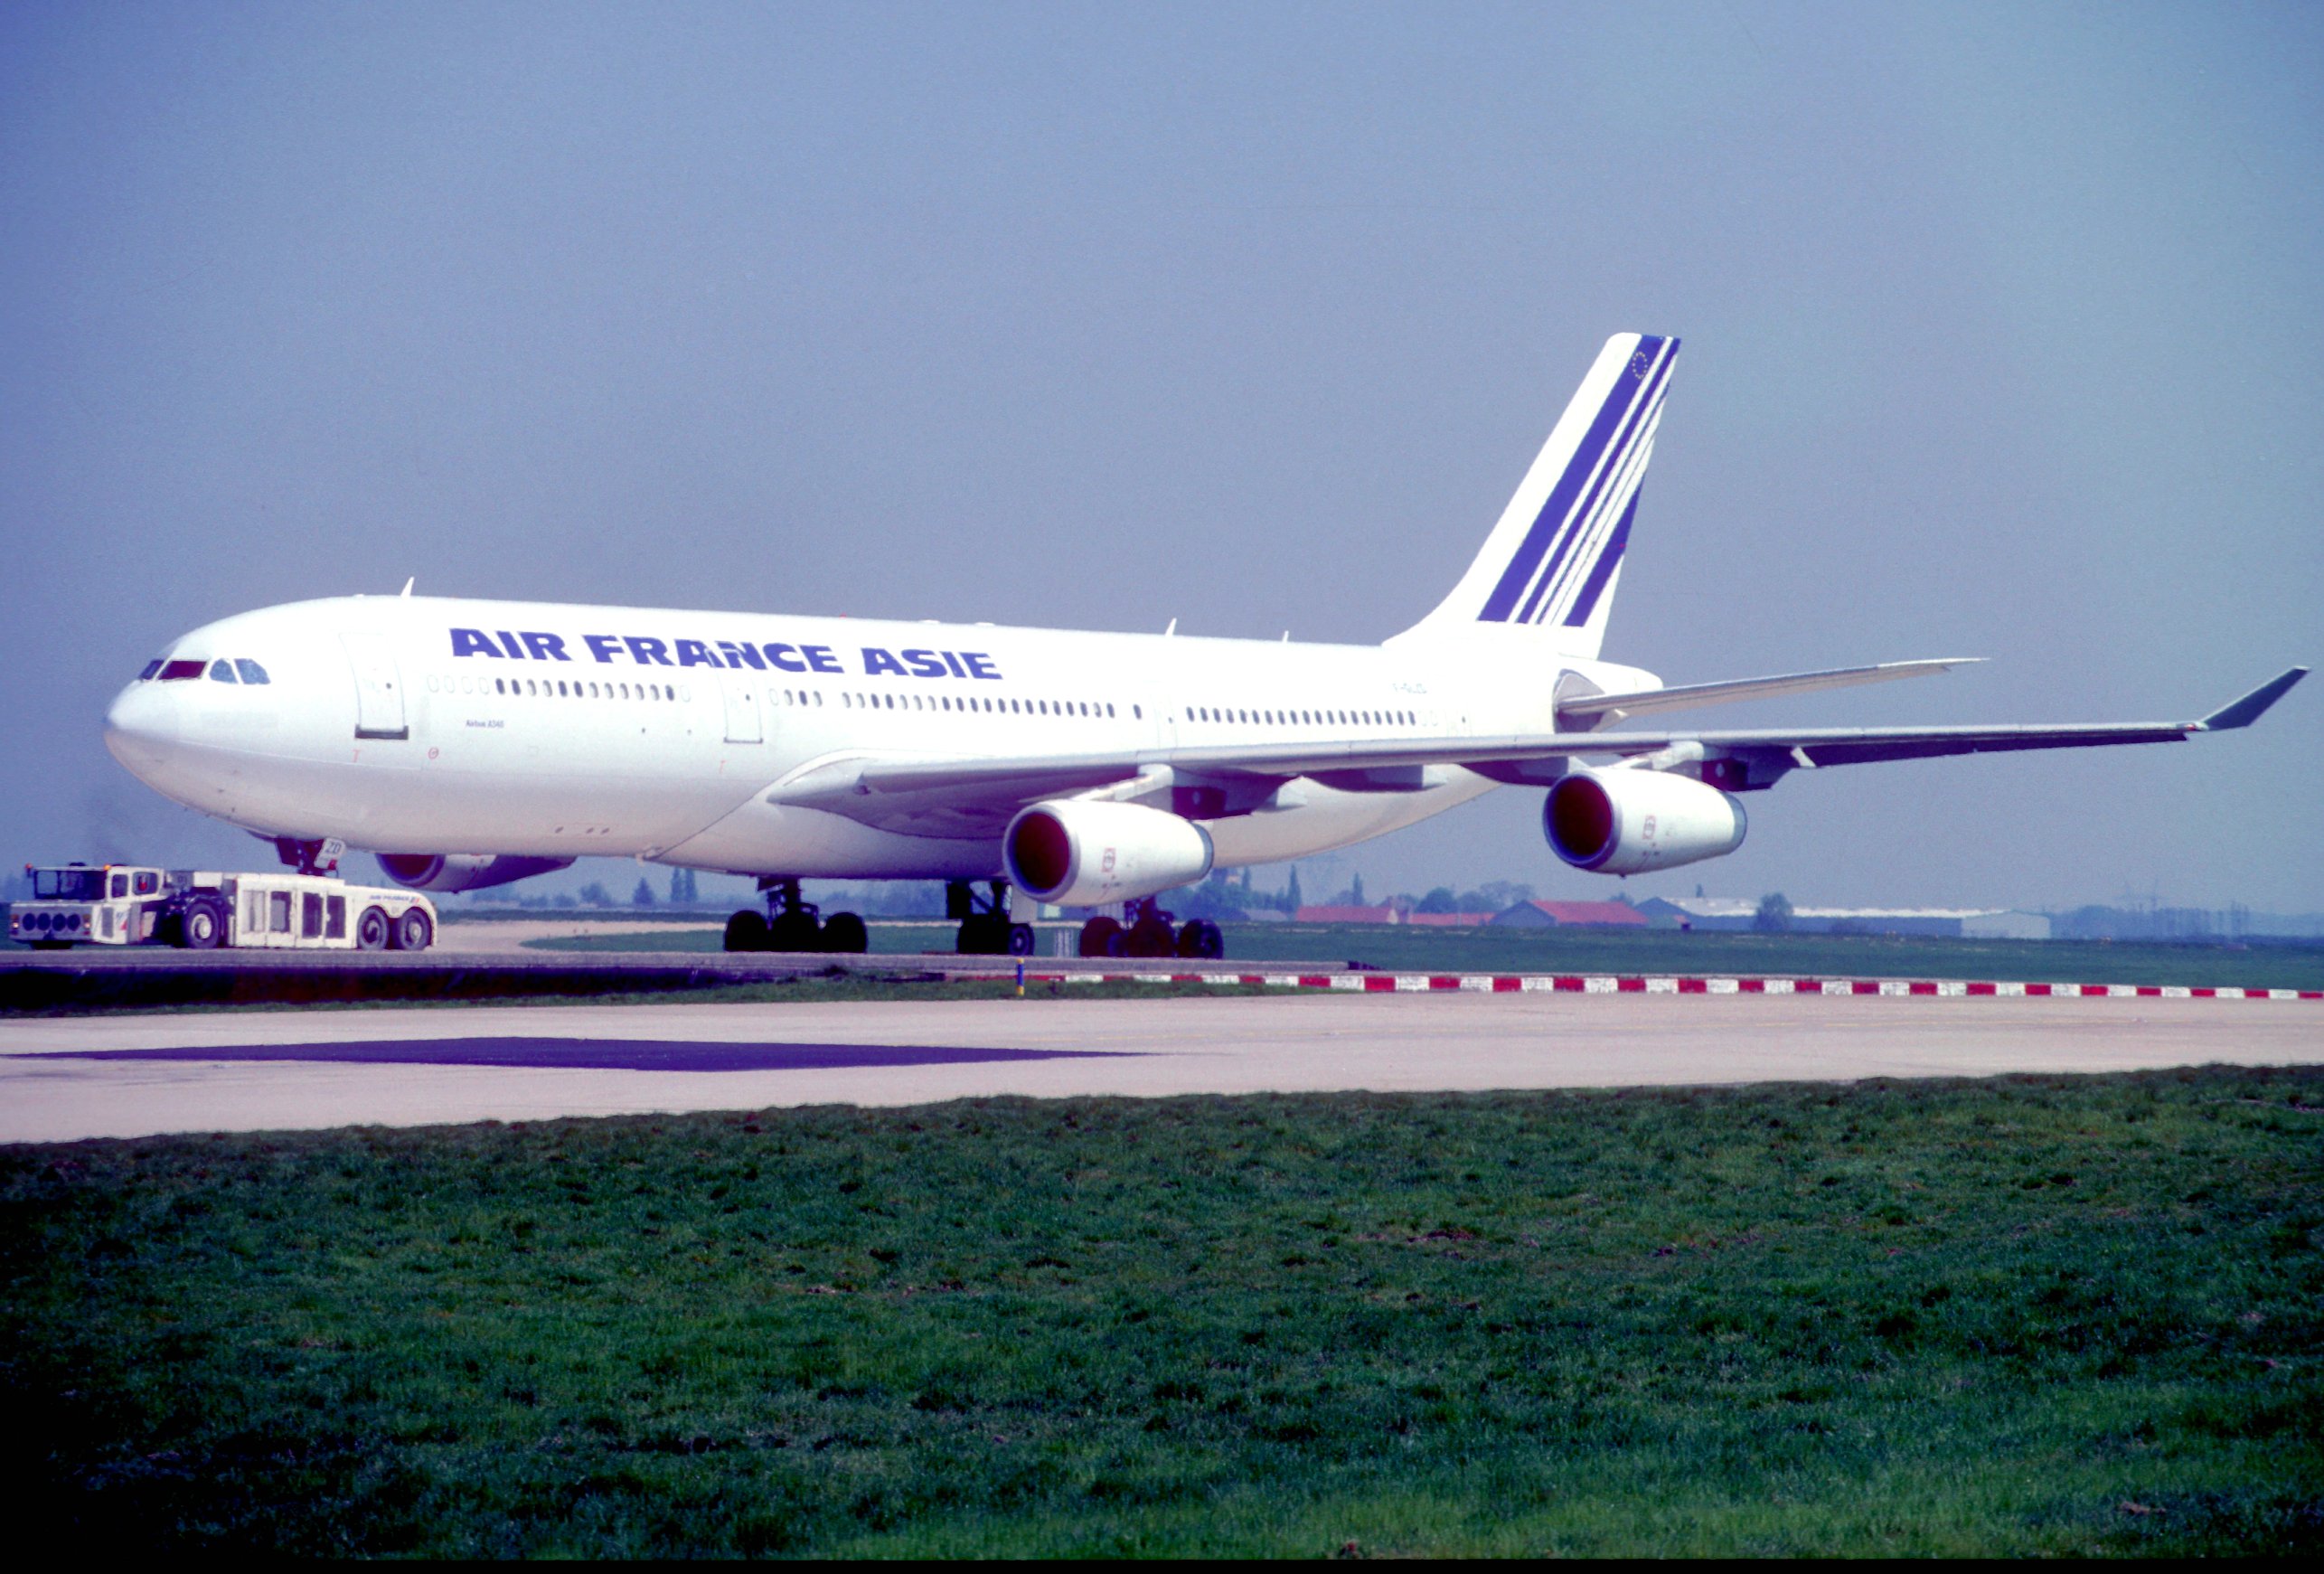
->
xmin=2199 ymin=667 xmax=2307 ymax=730
xmin=1561 ymin=658 xmax=1981 ymax=722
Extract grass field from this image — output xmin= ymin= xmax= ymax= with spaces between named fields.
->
xmin=5 ymin=1069 xmax=2319 ymax=1554
xmin=528 ymin=920 xmax=2324 ymax=992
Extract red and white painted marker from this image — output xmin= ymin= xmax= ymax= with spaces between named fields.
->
xmin=947 ymin=967 xmax=2321 ymax=1001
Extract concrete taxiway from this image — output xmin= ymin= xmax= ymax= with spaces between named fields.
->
xmin=4 ymin=991 xmax=2319 ymax=1144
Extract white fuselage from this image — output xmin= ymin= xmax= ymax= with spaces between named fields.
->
xmin=103 ymin=594 xmax=1651 ymax=881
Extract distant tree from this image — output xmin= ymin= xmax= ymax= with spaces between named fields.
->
xmin=552 ymin=892 xmax=578 ymax=909
xmin=1755 ymin=892 xmax=1793 ymax=932
xmin=1417 ymin=886 xmax=1459 ymax=914
xmin=578 ymin=881 xmax=614 ymax=907
xmin=1287 ymin=865 xmax=1303 ymax=911
xmin=633 ymin=878 xmax=656 ymax=907
xmin=1351 ymin=872 xmax=1365 ymax=906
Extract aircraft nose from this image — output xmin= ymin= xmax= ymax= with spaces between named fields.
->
xmin=103 ymin=680 xmax=180 ymax=775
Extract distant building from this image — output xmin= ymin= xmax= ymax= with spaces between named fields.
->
xmin=1489 ymin=900 xmax=1650 ymax=929
xmin=1632 ymin=896 xmax=2051 ymax=939
xmin=1404 ymin=911 xmax=1492 ymax=928
xmin=1295 ymin=904 xmax=1407 ymax=925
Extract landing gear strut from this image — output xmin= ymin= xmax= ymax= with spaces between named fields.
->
xmin=271 ymin=835 xmax=343 ymax=877
xmin=1078 ymin=898 xmax=1223 ymax=960
xmin=949 ymin=880 xmax=1034 ymax=956
xmin=724 ymin=879 xmax=867 ymax=954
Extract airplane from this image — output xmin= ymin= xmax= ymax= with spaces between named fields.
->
xmin=102 ymin=333 xmax=2305 ymax=960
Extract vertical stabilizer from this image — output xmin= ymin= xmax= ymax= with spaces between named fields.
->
xmin=1397 ymin=333 xmax=1677 ymax=658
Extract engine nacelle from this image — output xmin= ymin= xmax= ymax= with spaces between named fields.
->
xmin=1544 ymin=768 xmax=1747 ymax=875
xmin=374 ymin=853 xmax=575 ymax=893
xmin=1004 ymin=800 xmax=1215 ymax=906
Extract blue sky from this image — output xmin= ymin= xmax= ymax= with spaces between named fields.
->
xmin=4 ymin=1 xmax=2318 ymax=910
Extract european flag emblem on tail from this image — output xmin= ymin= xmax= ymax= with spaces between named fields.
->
xmin=1397 ymin=333 xmax=1678 ymax=660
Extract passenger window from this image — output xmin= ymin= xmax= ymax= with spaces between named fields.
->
xmin=237 ymin=659 xmax=269 ymax=684
xmin=209 ymin=659 xmax=239 ymax=683
xmin=326 ymin=894 xmax=345 ymax=938
xmin=269 ymin=891 xmax=292 ymax=931
xmin=302 ymin=891 xmax=324 ymax=938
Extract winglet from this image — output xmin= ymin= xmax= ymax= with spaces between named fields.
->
xmin=2200 ymin=667 xmax=2308 ymax=730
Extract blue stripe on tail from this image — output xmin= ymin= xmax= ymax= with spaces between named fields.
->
xmin=1560 ymin=488 xmax=1638 ymax=627
xmin=1476 ymin=335 xmax=1672 ymax=623
xmin=1513 ymin=348 xmax=1672 ymax=623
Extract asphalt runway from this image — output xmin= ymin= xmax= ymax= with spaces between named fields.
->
xmin=5 ymin=990 xmax=2320 ymax=1144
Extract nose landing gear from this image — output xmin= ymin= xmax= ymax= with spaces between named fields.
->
xmin=723 ymin=878 xmax=869 ymax=953
xmin=1077 ymin=899 xmax=1223 ymax=959
xmin=947 ymin=880 xmax=1034 ymax=956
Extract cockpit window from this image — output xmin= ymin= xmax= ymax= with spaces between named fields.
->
xmin=139 ymin=659 xmax=163 ymax=680
xmin=159 ymin=659 xmax=205 ymax=681
xmin=235 ymin=659 xmax=270 ymax=685
xmin=209 ymin=659 xmax=239 ymax=683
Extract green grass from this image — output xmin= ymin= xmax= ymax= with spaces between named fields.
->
xmin=5 ymin=1069 xmax=2319 ymax=1554
xmin=529 ymin=920 xmax=2324 ymax=991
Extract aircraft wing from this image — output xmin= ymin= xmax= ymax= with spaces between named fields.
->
xmin=1557 ymin=657 xmax=1981 ymax=723
xmin=765 ymin=667 xmax=2306 ymax=835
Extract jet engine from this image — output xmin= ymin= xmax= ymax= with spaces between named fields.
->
xmin=374 ymin=853 xmax=576 ymax=893
xmin=1544 ymin=768 xmax=1747 ymax=875
xmin=1004 ymin=800 xmax=1215 ymax=906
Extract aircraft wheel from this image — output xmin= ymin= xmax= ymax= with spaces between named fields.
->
xmin=723 ymin=910 xmax=769 ymax=952
xmin=1006 ymin=923 xmax=1036 ymax=957
xmin=767 ymin=911 xmax=822 ymax=953
xmin=1176 ymin=919 xmax=1224 ymax=960
xmin=823 ymin=911 xmax=869 ymax=954
xmin=355 ymin=906 xmax=391 ymax=951
xmin=180 ymin=898 xmax=227 ymax=950
xmin=1078 ymin=916 xmax=1124 ymax=957
xmin=1124 ymin=918 xmax=1176 ymax=958
xmin=392 ymin=908 xmax=434 ymax=951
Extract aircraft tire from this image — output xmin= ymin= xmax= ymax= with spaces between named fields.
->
xmin=1124 ymin=918 xmax=1176 ymax=958
xmin=767 ymin=912 xmax=821 ymax=953
xmin=1176 ymin=919 xmax=1224 ymax=960
xmin=823 ymin=911 xmax=869 ymax=953
xmin=1078 ymin=916 xmax=1124 ymax=957
xmin=723 ymin=911 xmax=769 ymax=952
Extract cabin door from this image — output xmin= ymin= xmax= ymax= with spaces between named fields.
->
xmin=720 ymin=668 xmax=764 ymax=745
xmin=341 ymin=634 xmax=409 ymax=740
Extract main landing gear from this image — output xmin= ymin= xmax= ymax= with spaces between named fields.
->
xmin=1078 ymin=898 xmax=1223 ymax=960
xmin=724 ymin=878 xmax=868 ymax=954
xmin=948 ymin=880 xmax=1034 ymax=957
